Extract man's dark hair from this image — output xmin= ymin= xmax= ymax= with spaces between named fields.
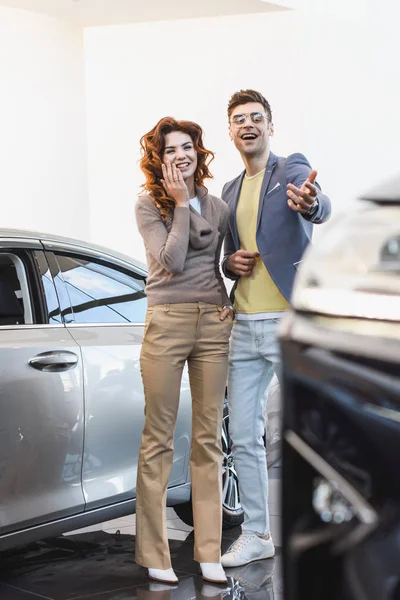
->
xmin=227 ymin=89 xmax=272 ymax=122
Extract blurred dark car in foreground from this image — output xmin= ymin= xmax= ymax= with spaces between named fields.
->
xmin=280 ymin=176 xmax=400 ymax=600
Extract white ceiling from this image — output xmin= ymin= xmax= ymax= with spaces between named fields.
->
xmin=0 ymin=0 xmax=289 ymax=26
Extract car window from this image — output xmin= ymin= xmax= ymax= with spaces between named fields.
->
xmin=54 ymin=254 xmax=147 ymax=324
xmin=0 ymin=252 xmax=33 ymax=326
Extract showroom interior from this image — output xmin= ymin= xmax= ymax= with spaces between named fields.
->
xmin=0 ymin=0 xmax=399 ymax=599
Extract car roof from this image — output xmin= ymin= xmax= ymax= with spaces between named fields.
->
xmin=0 ymin=228 xmax=147 ymax=273
xmin=360 ymin=174 xmax=400 ymax=204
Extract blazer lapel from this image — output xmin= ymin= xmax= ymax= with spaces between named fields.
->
xmin=229 ymin=172 xmax=245 ymax=249
xmin=256 ymin=152 xmax=277 ymax=230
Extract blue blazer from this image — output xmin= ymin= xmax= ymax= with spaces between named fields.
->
xmin=222 ymin=152 xmax=332 ymax=302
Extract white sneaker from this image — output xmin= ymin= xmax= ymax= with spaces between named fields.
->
xmin=200 ymin=562 xmax=228 ymax=584
xmin=148 ymin=567 xmax=179 ymax=584
xmin=221 ymin=532 xmax=275 ymax=567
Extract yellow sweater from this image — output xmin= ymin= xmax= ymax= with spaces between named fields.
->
xmin=234 ymin=169 xmax=290 ymax=314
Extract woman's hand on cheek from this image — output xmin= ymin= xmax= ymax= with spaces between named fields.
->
xmin=161 ymin=163 xmax=190 ymax=207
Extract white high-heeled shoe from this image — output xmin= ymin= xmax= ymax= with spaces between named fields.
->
xmin=148 ymin=567 xmax=179 ymax=585
xmin=200 ymin=562 xmax=227 ymax=584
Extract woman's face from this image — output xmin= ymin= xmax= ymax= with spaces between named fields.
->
xmin=163 ymin=131 xmax=198 ymax=182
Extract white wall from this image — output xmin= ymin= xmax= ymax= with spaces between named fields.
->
xmin=295 ymin=0 xmax=400 ymax=214
xmin=0 ymin=7 xmax=89 ymax=239
xmin=84 ymin=4 xmax=400 ymax=260
xmin=1 ymin=2 xmax=398 ymax=254
xmin=84 ymin=11 xmax=302 ymax=260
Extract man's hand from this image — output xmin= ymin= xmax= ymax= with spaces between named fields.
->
xmin=226 ymin=250 xmax=259 ymax=277
xmin=287 ymin=169 xmax=318 ymax=214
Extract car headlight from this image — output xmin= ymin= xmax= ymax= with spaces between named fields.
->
xmin=292 ymin=203 xmax=400 ymax=321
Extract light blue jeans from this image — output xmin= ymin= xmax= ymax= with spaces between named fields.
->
xmin=228 ymin=318 xmax=281 ymax=536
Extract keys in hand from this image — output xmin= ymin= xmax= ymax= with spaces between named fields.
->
xmin=226 ymin=250 xmax=260 ymax=277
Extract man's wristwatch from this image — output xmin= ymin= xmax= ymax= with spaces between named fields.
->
xmin=305 ymin=197 xmax=319 ymax=217
xmin=223 ymin=305 xmax=234 ymax=312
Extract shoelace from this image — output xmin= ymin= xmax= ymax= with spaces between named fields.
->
xmin=226 ymin=532 xmax=255 ymax=554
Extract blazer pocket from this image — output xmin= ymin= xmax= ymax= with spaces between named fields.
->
xmin=266 ymin=185 xmax=282 ymax=199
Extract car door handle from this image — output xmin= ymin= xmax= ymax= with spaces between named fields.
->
xmin=29 ymin=351 xmax=79 ymax=372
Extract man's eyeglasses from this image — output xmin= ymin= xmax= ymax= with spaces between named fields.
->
xmin=230 ymin=112 xmax=268 ymax=127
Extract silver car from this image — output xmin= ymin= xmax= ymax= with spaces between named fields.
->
xmin=0 ymin=229 xmax=244 ymax=551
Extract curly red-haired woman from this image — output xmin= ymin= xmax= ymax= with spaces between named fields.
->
xmin=135 ymin=117 xmax=233 ymax=585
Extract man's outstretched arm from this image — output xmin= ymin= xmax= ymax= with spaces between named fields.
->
xmin=285 ymin=153 xmax=332 ymax=224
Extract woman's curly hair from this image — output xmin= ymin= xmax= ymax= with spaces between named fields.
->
xmin=140 ymin=117 xmax=214 ymax=217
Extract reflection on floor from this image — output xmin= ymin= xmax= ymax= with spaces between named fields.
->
xmin=0 ymin=467 xmax=282 ymax=600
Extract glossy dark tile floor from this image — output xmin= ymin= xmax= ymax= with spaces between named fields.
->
xmin=0 ymin=467 xmax=282 ymax=600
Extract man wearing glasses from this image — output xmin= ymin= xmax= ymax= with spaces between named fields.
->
xmin=221 ymin=89 xmax=331 ymax=567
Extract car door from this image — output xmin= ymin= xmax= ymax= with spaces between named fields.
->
xmin=0 ymin=241 xmax=85 ymax=540
xmin=43 ymin=244 xmax=191 ymax=511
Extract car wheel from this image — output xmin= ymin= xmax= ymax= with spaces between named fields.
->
xmin=221 ymin=403 xmax=244 ymax=528
xmin=173 ymin=403 xmax=244 ymax=530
